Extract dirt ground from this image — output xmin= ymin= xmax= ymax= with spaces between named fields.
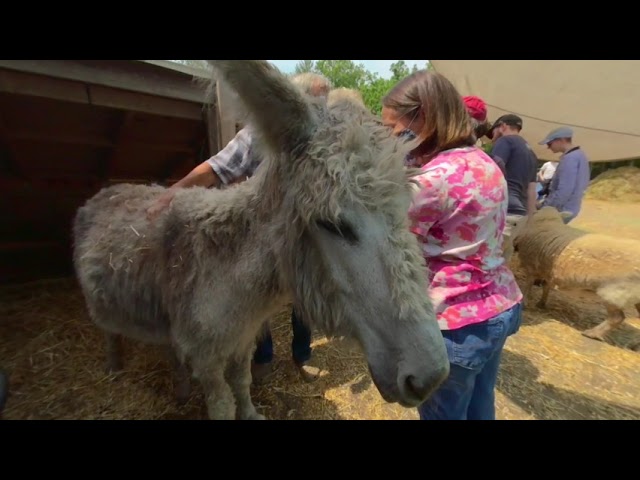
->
xmin=1 ymin=199 xmax=639 ymax=420
xmin=569 ymin=199 xmax=640 ymax=238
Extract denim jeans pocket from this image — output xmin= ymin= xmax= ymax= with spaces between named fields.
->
xmin=444 ymin=309 xmax=514 ymax=371
xmin=506 ymin=302 xmax=523 ymax=336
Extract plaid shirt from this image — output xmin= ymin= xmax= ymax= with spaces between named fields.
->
xmin=205 ymin=127 xmax=263 ymax=185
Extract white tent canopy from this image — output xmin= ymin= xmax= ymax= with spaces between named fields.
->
xmin=430 ymin=60 xmax=640 ymax=163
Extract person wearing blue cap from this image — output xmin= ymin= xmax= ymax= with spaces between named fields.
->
xmin=537 ymin=126 xmax=591 ymax=223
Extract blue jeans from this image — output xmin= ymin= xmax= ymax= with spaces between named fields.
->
xmin=253 ymin=309 xmax=312 ymax=365
xmin=417 ymin=302 xmax=523 ymax=420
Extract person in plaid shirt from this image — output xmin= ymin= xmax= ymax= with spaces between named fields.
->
xmin=206 ymin=127 xmax=259 ymax=186
xmin=147 ymin=71 xmax=332 ymax=385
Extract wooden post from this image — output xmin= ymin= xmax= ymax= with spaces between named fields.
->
xmin=215 ymin=80 xmax=237 ymax=150
xmin=204 ymin=98 xmax=220 ymax=158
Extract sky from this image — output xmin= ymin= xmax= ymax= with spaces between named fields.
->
xmin=267 ymin=60 xmax=429 ymax=79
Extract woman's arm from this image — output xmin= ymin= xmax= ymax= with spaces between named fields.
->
xmin=407 ymin=167 xmax=448 ymax=239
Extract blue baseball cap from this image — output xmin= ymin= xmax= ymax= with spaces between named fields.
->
xmin=538 ymin=126 xmax=574 ymax=145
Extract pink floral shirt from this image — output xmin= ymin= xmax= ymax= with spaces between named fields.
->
xmin=408 ymin=146 xmax=523 ymax=331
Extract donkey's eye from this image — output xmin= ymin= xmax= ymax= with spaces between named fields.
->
xmin=316 ymin=219 xmax=358 ymax=244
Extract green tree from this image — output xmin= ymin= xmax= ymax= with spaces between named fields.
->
xmin=171 ymin=59 xmax=432 ymax=116
xmin=390 ymin=60 xmax=428 ymax=79
xmin=190 ymin=59 xmax=432 ymax=117
xmin=314 ymin=60 xmax=370 ymax=89
xmin=390 ymin=60 xmax=410 ymax=81
xmin=293 ymin=60 xmax=315 ymax=74
xmin=360 ymin=76 xmax=395 ymax=115
xmin=290 ymin=59 xmax=390 ymax=113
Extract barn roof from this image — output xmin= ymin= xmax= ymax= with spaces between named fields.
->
xmin=139 ymin=60 xmax=211 ymax=79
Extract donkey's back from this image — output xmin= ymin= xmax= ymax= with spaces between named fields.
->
xmin=73 ymin=183 xmax=175 ymax=344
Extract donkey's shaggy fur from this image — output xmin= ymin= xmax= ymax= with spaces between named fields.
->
xmin=73 ymin=60 xmax=449 ymax=420
xmin=514 ymin=207 xmax=640 ymax=342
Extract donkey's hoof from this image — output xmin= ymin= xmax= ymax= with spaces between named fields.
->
xmin=238 ymin=409 xmax=267 ymax=420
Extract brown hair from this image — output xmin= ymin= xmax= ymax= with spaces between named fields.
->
xmin=470 ymin=117 xmax=492 ymax=140
xmin=382 ymin=70 xmax=475 ymax=162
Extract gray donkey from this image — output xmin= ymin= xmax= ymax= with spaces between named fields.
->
xmin=72 ymin=60 xmax=449 ymax=420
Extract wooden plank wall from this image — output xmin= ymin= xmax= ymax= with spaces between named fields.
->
xmin=0 ymin=60 xmax=232 ymax=284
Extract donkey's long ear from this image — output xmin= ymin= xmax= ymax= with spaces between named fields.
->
xmin=207 ymin=60 xmax=317 ymax=154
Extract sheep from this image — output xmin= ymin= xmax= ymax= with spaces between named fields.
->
xmin=513 ymin=206 xmax=640 ymax=342
xmin=72 ymin=60 xmax=450 ymax=420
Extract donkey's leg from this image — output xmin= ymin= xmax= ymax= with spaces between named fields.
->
xmin=105 ymin=333 xmax=124 ymax=373
xmin=582 ymin=303 xmax=625 ymax=341
xmin=191 ymin=353 xmax=236 ymax=420
xmin=166 ymin=347 xmax=191 ymax=405
xmin=225 ymin=350 xmax=265 ymax=420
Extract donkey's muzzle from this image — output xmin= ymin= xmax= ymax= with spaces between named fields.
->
xmin=397 ymin=362 xmax=450 ymax=407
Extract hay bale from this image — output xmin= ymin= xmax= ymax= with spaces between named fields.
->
xmin=585 ymin=166 xmax=640 ymax=203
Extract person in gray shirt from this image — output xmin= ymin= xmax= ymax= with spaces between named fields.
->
xmin=537 ymin=126 xmax=591 ymax=223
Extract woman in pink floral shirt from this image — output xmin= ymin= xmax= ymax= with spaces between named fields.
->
xmin=381 ymin=71 xmax=523 ymax=420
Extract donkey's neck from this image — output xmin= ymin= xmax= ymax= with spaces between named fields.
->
xmin=168 ymin=170 xmax=283 ymax=251
xmin=162 ymin=176 xmax=293 ymax=320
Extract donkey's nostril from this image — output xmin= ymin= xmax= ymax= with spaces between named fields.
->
xmin=400 ymin=365 xmax=449 ymax=405
xmin=404 ymin=375 xmax=429 ymax=402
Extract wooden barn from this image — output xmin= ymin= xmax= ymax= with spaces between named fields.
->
xmin=0 ymin=60 xmax=239 ymax=285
